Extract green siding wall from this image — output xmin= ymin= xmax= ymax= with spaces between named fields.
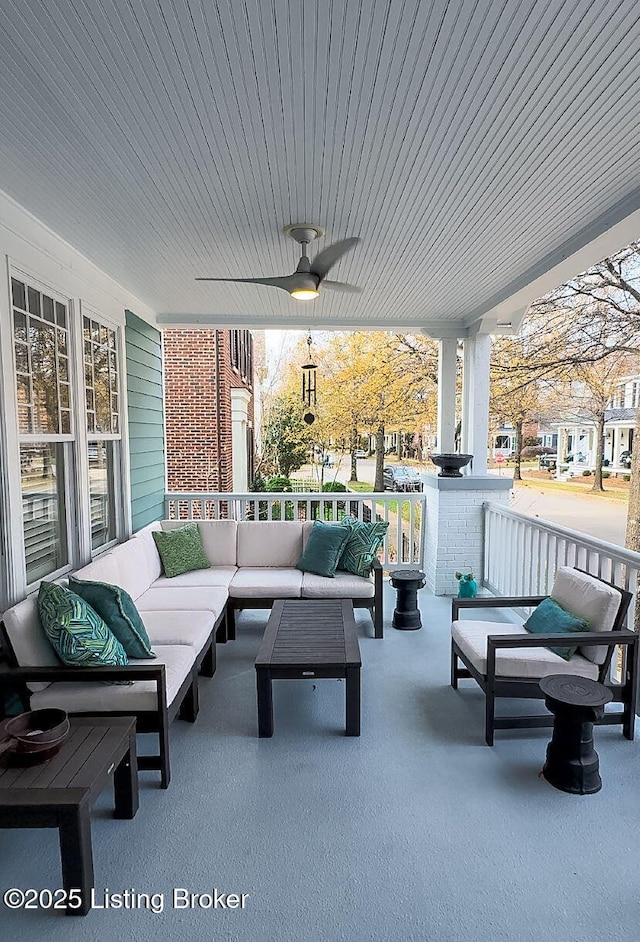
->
xmin=125 ymin=311 xmax=165 ymax=531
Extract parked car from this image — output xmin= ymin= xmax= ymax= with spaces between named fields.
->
xmin=383 ymin=465 xmax=422 ymax=492
xmin=353 ymin=449 xmax=367 ymax=458
xmin=620 ymin=450 xmax=632 ymax=469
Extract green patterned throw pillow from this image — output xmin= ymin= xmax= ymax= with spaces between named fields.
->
xmin=68 ymin=576 xmax=155 ymax=659
xmin=297 ymin=520 xmax=351 ymax=578
xmin=152 ymin=523 xmax=210 ymax=578
xmin=338 ymin=515 xmax=389 ymax=578
xmin=37 ymin=581 xmax=129 ymax=669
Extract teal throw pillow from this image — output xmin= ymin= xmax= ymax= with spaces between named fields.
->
xmin=37 ymin=581 xmax=129 ymax=669
xmin=152 ymin=523 xmax=210 ymax=578
xmin=68 ymin=576 xmax=155 ymax=659
xmin=523 ymin=596 xmax=589 ymax=661
xmin=297 ymin=520 xmax=351 ymax=578
xmin=338 ymin=516 xmax=389 ymax=577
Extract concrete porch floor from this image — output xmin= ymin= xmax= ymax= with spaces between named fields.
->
xmin=1 ymin=581 xmax=639 ymax=941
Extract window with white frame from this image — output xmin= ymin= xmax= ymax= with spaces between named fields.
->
xmin=11 ymin=276 xmax=124 ymax=584
xmin=12 ymin=276 xmax=72 ymax=583
xmin=83 ymin=314 xmax=121 ymax=550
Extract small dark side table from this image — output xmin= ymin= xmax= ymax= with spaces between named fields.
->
xmin=0 ymin=716 xmax=138 ymax=915
xmin=539 ymin=674 xmax=612 ymax=795
xmin=390 ymin=570 xmax=426 ymax=630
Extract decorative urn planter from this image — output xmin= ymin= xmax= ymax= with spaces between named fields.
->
xmin=429 ymin=453 xmax=473 ymax=477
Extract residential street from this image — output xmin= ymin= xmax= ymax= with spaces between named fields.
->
xmin=317 ymin=454 xmax=629 ymax=548
xmin=509 ymin=482 xmax=628 ymax=548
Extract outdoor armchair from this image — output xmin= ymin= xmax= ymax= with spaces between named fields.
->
xmin=450 ymin=567 xmax=638 ymax=745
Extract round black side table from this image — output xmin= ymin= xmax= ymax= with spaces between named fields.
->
xmin=539 ymin=674 xmax=612 ymax=795
xmin=390 ymin=570 xmax=426 ymax=630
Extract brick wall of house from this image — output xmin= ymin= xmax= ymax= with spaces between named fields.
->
xmin=164 ymin=329 xmax=255 ymax=492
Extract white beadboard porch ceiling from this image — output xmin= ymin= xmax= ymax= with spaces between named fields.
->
xmin=1 ymin=0 xmax=640 ymax=335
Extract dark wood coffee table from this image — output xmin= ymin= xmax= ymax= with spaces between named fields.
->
xmin=255 ymin=599 xmax=361 ymax=737
xmin=0 ymin=716 xmax=138 ymax=915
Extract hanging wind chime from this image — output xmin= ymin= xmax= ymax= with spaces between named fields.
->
xmin=301 ymin=333 xmax=317 ymax=425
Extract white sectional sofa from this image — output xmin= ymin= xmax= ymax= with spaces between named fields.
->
xmin=0 ymin=518 xmax=383 ymax=787
xmin=151 ymin=519 xmax=383 ymax=641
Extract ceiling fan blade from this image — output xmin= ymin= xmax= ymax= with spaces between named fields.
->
xmin=310 ymin=237 xmax=360 ymax=281
xmin=321 ymin=280 xmax=362 ymax=293
xmin=195 ymin=275 xmax=293 ymax=291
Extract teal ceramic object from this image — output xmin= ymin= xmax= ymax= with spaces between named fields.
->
xmin=457 ymin=575 xmax=477 ymax=598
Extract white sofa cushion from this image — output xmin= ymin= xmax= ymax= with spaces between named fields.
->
xmin=237 ymin=521 xmax=303 ymax=567
xmin=135 ymin=586 xmax=228 ymax=619
xmin=2 ymin=594 xmax=58 ymax=693
xmin=73 ymin=553 xmax=122 ymax=586
xmin=550 ymin=567 xmax=622 ymax=665
xmin=107 ymin=534 xmax=163 ymax=601
xmin=152 ymin=566 xmax=237 ymax=589
xmin=229 ymin=568 xmax=303 ymax=598
xmin=29 ymin=644 xmax=195 ymax=712
xmin=141 ymin=610 xmax=216 ymax=650
xmin=451 ymin=620 xmax=599 ymax=680
xmin=302 ymin=572 xmax=374 ymax=599
xmin=160 ymin=520 xmax=238 ymax=567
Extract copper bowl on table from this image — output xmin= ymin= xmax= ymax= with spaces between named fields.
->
xmin=0 ymin=709 xmax=70 ymax=765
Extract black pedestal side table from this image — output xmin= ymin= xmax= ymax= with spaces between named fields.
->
xmin=539 ymin=674 xmax=612 ymax=795
xmin=390 ymin=570 xmax=426 ymax=630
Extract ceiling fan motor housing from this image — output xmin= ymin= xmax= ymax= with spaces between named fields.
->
xmin=289 ymin=271 xmax=319 ymax=293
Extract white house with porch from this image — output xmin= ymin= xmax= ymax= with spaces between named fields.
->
xmin=554 ymin=374 xmax=638 ymax=477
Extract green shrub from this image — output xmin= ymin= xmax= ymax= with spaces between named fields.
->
xmin=582 ymin=470 xmax=592 ymax=477
xmin=602 ymin=471 xmax=611 ymax=479
xmin=623 ymin=474 xmax=631 ymax=482
xmin=322 ymin=481 xmax=347 ymax=492
xmin=250 ymin=472 xmax=267 ymax=492
xmin=265 ymin=476 xmax=292 ymax=492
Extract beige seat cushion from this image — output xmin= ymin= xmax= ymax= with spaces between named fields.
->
xmin=302 ymin=572 xmax=374 ymax=599
xmin=229 ymin=568 xmax=303 ymax=598
xmin=29 ymin=644 xmax=195 ymax=712
xmin=141 ymin=610 xmax=216 ymax=650
xmin=135 ymin=586 xmax=228 ymax=620
xmin=451 ymin=620 xmax=599 ymax=681
xmin=152 ymin=567 xmax=237 ymax=589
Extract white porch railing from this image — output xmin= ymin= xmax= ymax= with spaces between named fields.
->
xmin=164 ymin=491 xmax=426 ymax=570
xmin=484 ymin=501 xmax=640 ymax=628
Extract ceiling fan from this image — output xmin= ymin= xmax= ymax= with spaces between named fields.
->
xmin=196 ymin=224 xmax=361 ymax=301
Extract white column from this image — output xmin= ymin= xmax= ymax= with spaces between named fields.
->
xmin=461 ymin=334 xmax=491 ymax=474
xmin=436 ymin=338 xmax=458 ymax=453
xmin=230 ymin=388 xmax=252 ymax=491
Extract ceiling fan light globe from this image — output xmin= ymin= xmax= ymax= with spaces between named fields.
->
xmin=290 ymin=288 xmax=319 ymax=300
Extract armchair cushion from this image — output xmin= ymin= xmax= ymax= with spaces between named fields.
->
xmin=451 ymin=620 xmax=599 ymax=680
xmin=550 ymin=567 xmax=623 ymax=665
xmin=523 ymin=597 xmax=589 ymax=661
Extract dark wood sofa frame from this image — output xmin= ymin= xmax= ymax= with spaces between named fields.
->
xmin=225 ymin=558 xmax=384 ymax=640
xmin=451 ymin=575 xmax=638 ymax=746
xmin=0 ymin=608 xmax=226 ymax=789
